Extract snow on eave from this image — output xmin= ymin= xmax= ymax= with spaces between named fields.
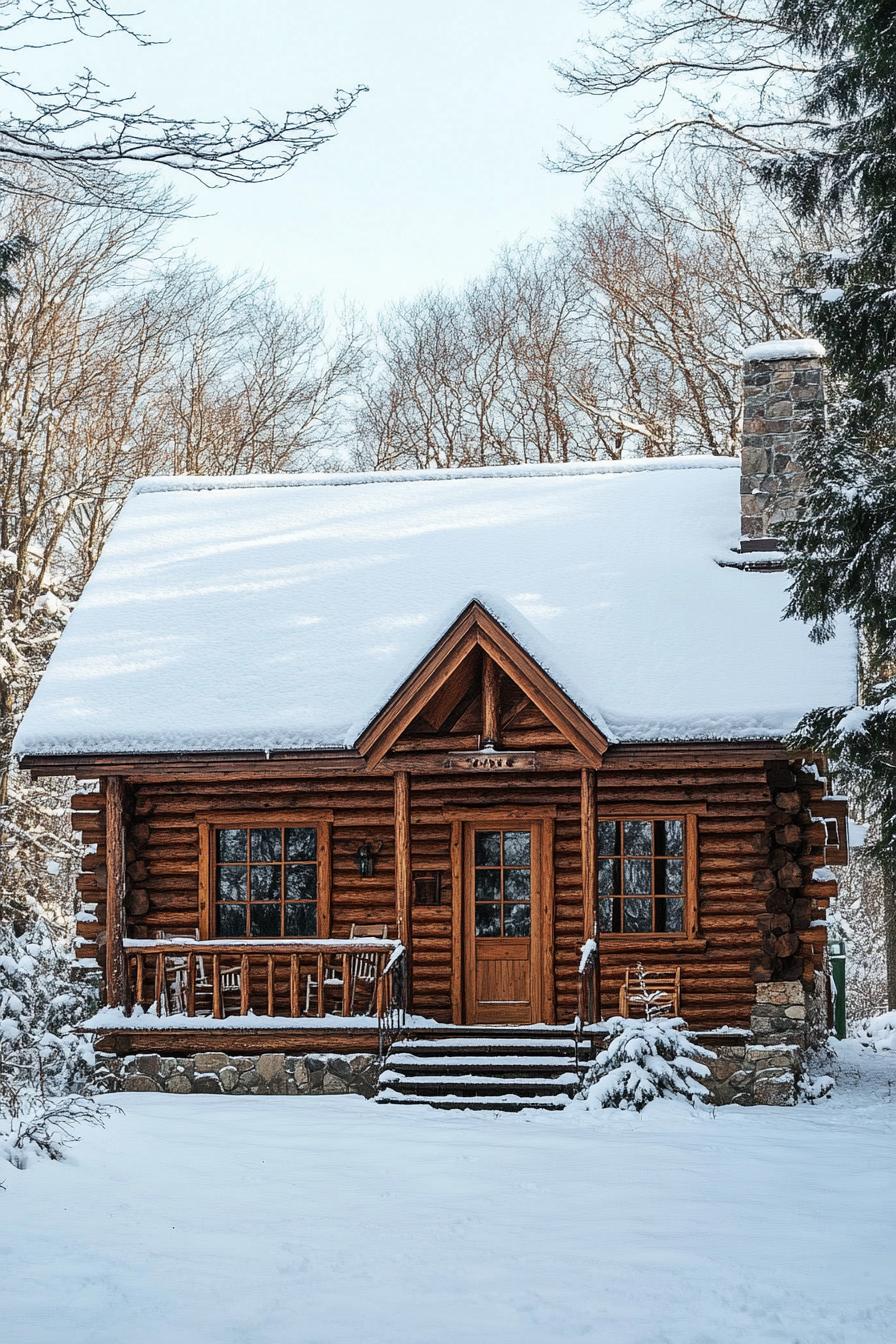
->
xmin=129 ymin=454 xmax=739 ymax=498
xmin=742 ymin=338 xmax=826 ymax=362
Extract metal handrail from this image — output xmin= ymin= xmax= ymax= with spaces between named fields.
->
xmin=575 ymin=937 xmax=599 ymax=1074
xmin=376 ymin=942 xmax=408 ymax=1059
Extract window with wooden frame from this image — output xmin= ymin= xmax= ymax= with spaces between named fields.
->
xmin=199 ymin=816 xmax=332 ymax=940
xmin=597 ymin=817 xmax=695 ymax=936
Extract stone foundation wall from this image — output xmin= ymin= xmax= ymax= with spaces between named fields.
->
xmin=703 ymin=1040 xmax=802 ymax=1107
xmin=96 ymin=1050 xmax=379 ymax=1097
xmin=697 ymin=978 xmax=817 ymax=1106
xmin=96 ymin=980 xmax=820 ymax=1107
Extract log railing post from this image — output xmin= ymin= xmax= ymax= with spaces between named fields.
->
xmin=394 ymin=771 xmax=413 ymax=1007
xmin=104 ymin=775 xmax=128 ymax=1009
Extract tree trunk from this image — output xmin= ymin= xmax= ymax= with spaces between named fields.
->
xmin=885 ymin=872 xmax=896 ymax=1010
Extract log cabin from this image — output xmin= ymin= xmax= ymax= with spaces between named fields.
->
xmin=13 ymin=340 xmax=856 ymax=1106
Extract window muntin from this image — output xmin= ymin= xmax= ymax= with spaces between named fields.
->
xmin=597 ymin=818 xmax=686 ymax=935
xmin=473 ymin=828 xmax=531 ymax=938
xmin=214 ymin=825 xmax=318 ymax=938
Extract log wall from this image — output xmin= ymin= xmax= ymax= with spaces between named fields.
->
xmin=71 ymin=745 xmax=836 ymax=1031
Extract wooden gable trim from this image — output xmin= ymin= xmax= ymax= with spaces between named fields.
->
xmin=355 ymin=601 xmax=609 ymax=770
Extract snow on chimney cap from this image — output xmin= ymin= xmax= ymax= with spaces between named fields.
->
xmin=742 ymin=338 xmax=826 ymax=363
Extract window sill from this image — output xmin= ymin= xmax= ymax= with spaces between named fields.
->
xmin=597 ymin=935 xmax=707 ymax=952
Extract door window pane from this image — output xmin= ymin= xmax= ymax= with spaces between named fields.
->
xmin=503 ymin=904 xmax=531 ymax=937
xmin=474 ymin=828 xmax=533 ymax=941
xmin=503 ymin=831 xmax=530 ymax=866
xmin=504 ymin=869 xmax=531 ymax=903
xmin=475 ymin=904 xmax=501 ymax=937
xmin=216 ymin=828 xmax=246 ymax=863
xmin=474 ymin=869 xmax=500 ymax=902
xmin=475 ymin=831 xmax=501 ymax=867
xmin=250 ymin=828 xmax=281 ymax=862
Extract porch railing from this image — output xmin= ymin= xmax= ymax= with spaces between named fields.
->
xmin=123 ymin=938 xmax=405 ymax=1034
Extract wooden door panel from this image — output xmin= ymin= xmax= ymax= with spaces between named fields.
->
xmin=474 ymin=942 xmax=531 ymax=1024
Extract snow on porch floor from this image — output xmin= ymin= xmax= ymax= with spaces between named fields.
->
xmin=2 ymin=1045 xmax=895 ymax=1344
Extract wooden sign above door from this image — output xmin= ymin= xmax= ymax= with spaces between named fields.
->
xmin=445 ymin=750 xmax=538 ymax=772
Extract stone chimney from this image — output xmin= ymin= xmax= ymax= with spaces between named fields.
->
xmin=740 ymin=338 xmax=826 ymax=548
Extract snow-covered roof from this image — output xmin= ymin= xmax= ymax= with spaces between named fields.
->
xmin=13 ymin=457 xmax=856 ymax=758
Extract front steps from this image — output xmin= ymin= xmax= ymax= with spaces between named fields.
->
xmin=375 ymin=1026 xmax=587 ymax=1112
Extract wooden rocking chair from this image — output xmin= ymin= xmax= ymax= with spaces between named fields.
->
xmin=156 ymin=930 xmax=243 ymax=1017
xmin=303 ymin=923 xmax=389 ymax=1016
xmin=618 ymin=965 xmax=681 ymax=1019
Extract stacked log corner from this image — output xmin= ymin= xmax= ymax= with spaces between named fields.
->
xmin=71 ymin=784 xmax=106 ymax=968
xmin=752 ymin=760 xmax=833 ymax=990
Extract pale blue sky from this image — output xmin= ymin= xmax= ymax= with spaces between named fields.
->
xmin=54 ymin=1 xmax=617 ymax=312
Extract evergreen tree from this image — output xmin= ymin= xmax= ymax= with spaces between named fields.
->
xmin=0 ymin=235 xmax=29 ymax=298
xmin=757 ymin=1 xmax=896 ymax=1003
xmin=581 ymin=1014 xmax=715 ymax=1112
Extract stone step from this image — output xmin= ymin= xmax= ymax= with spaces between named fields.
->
xmin=404 ymin=1025 xmax=582 ymax=1038
xmin=386 ymin=1053 xmax=581 ymax=1075
xmin=379 ymin=1072 xmax=579 ymax=1097
xmin=396 ymin=1036 xmax=581 ymax=1057
xmin=374 ymin=1088 xmax=571 ymax=1112
xmin=376 ymin=1026 xmax=587 ymax=1113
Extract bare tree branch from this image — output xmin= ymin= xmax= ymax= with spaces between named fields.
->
xmin=0 ymin=0 xmax=363 ymax=208
xmin=554 ymin=0 xmax=819 ymax=181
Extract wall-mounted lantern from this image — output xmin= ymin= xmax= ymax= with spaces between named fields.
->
xmin=356 ymin=841 xmax=382 ymax=878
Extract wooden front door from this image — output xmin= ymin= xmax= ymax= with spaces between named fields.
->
xmin=463 ymin=822 xmax=543 ymax=1024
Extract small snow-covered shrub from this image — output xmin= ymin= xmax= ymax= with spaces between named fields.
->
xmin=798 ymin=1072 xmax=835 ymax=1103
xmin=0 ymin=915 xmax=102 ymax=1168
xmin=852 ymin=1009 xmax=896 ymax=1052
xmin=582 ymin=1015 xmax=716 ymax=1112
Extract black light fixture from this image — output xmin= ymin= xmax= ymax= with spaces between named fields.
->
xmin=356 ymin=841 xmax=379 ymax=877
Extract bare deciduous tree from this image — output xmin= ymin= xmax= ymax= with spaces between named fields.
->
xmin=0 ymin=189 xmax=362 ymax=922
xmin=357 ymin=164 xmax=811 ymax=469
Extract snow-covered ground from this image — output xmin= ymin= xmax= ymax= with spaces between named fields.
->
xmin=3 ymin=1044 xmax=895 ymax=1344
